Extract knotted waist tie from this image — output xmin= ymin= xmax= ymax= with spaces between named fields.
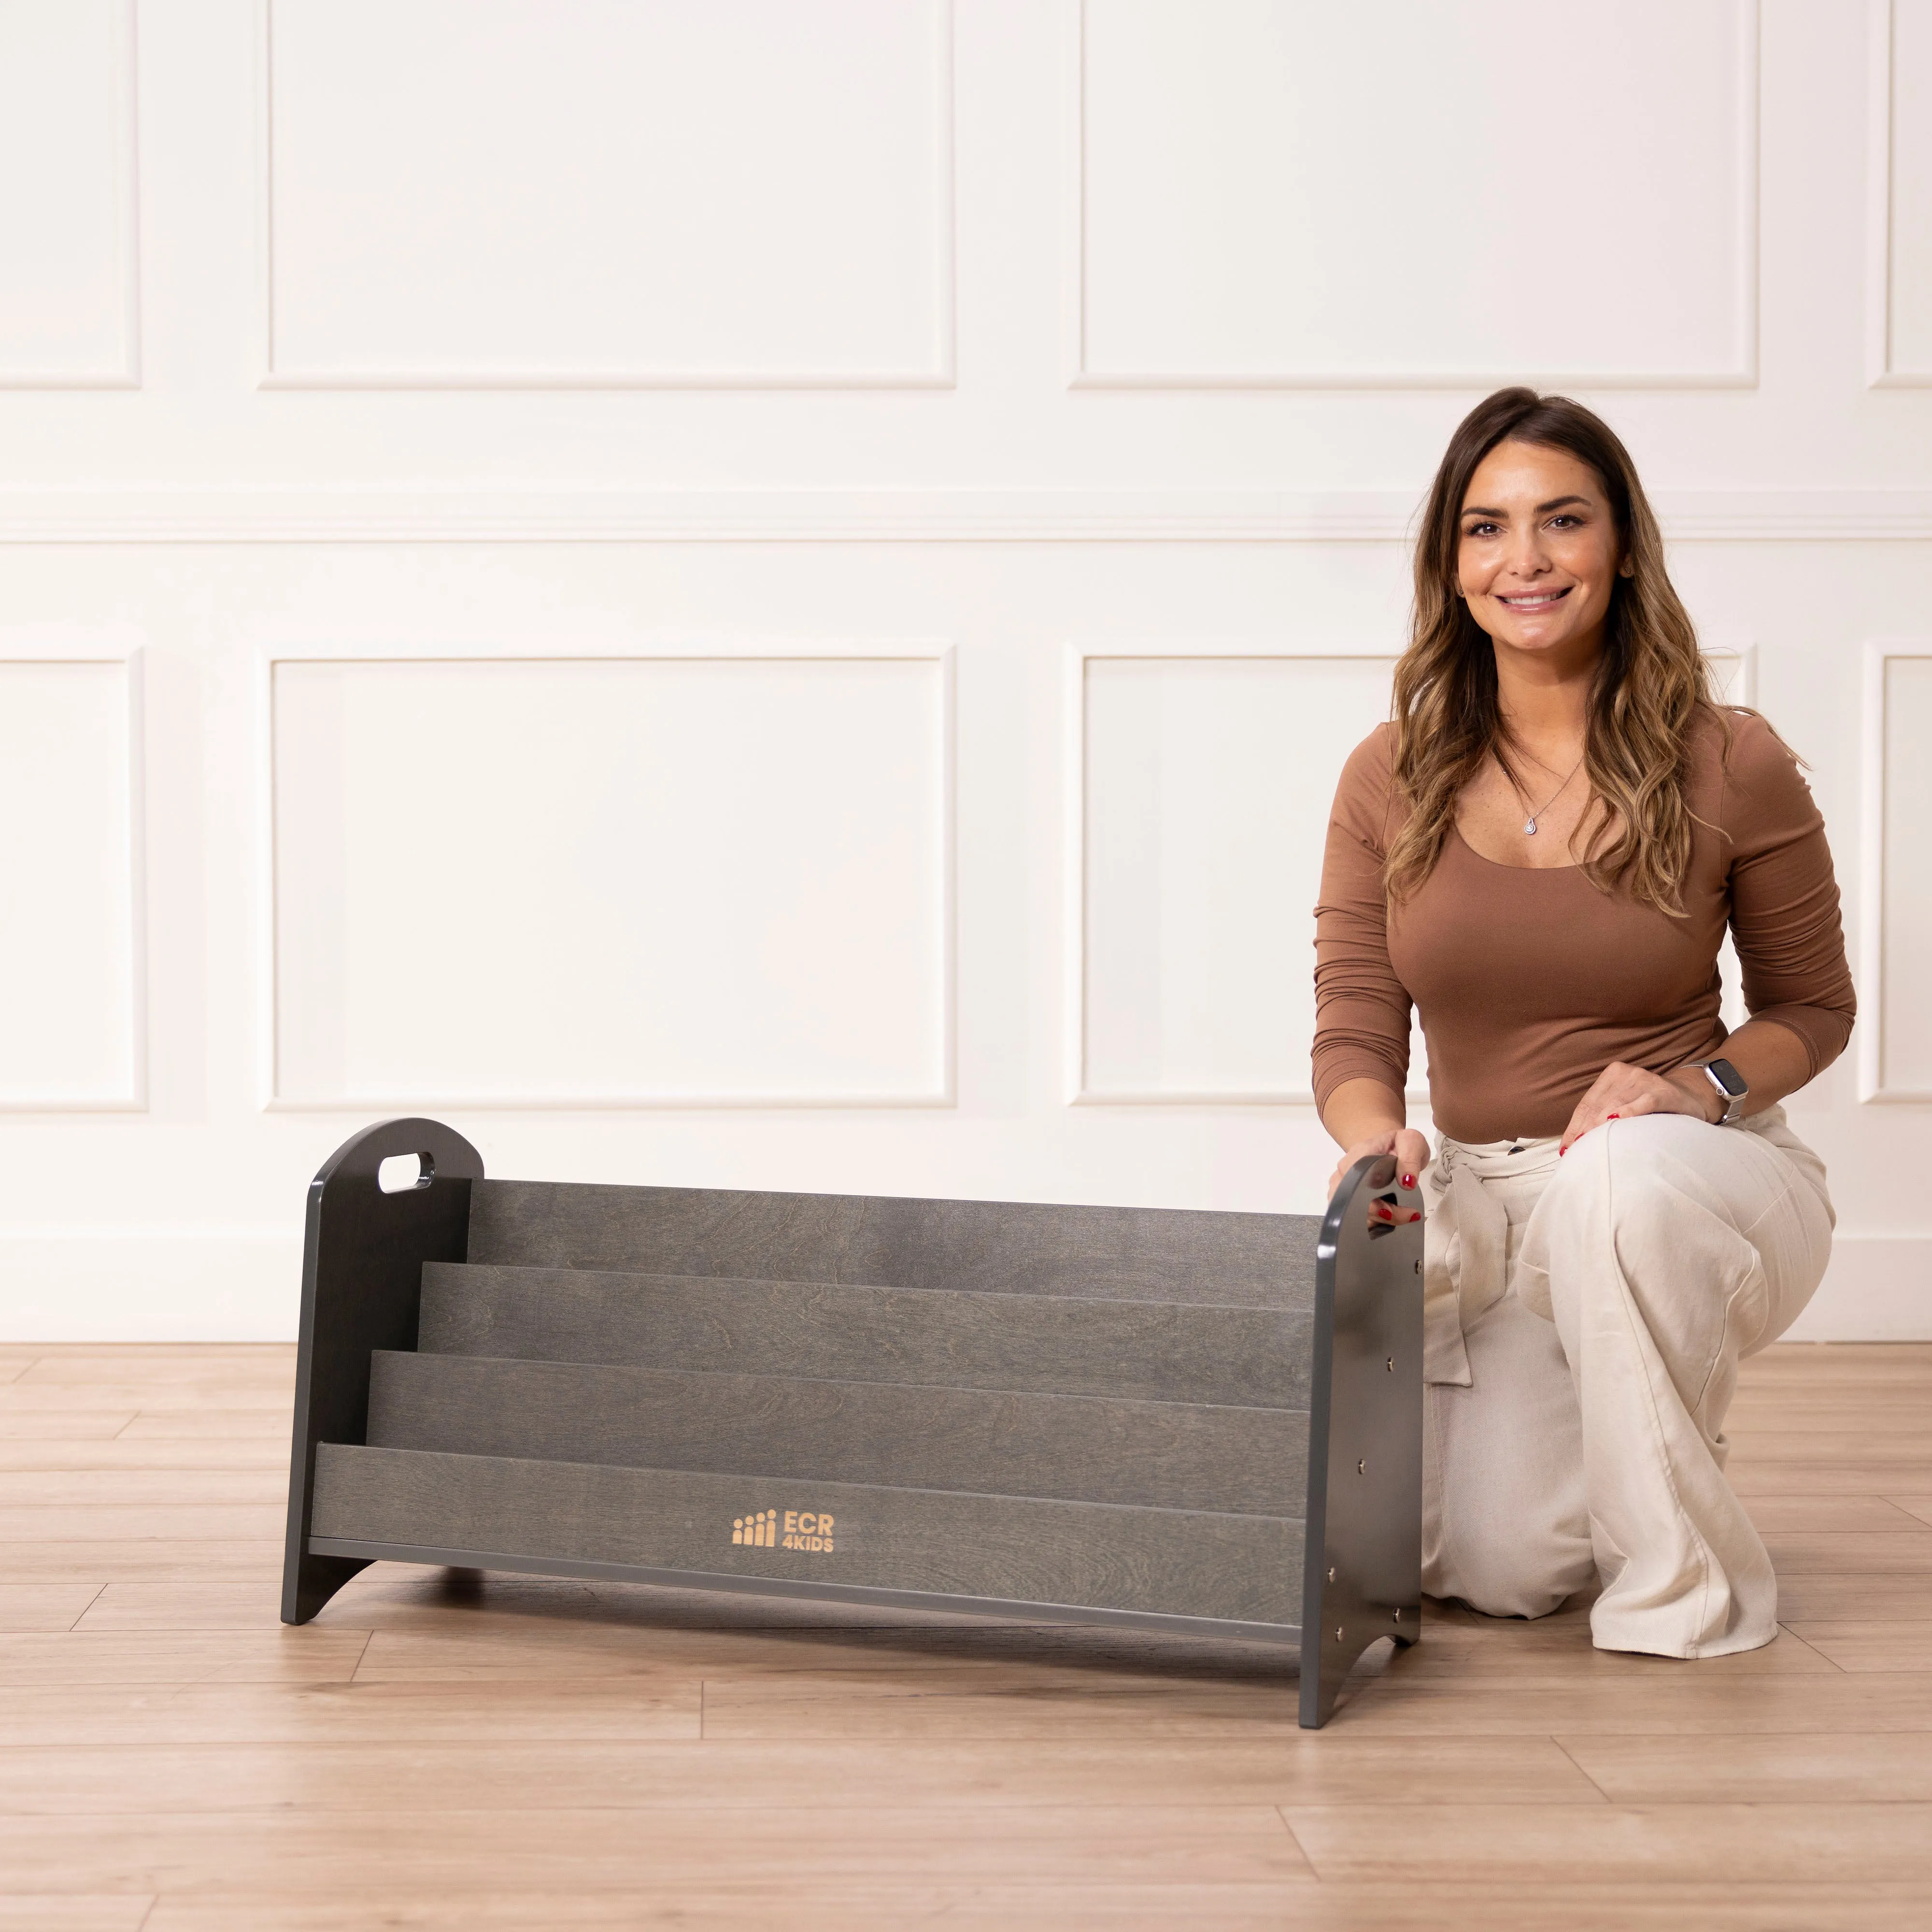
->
xmin=1421 ymin=1134 xmax=1563 ymax=1386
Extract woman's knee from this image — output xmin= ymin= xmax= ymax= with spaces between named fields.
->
xmin=1541 ymin=1114 xmax=1707 ymax=1237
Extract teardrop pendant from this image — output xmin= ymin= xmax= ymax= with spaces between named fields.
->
xmin=1523 ymin=818 xmax=1537 ymax=836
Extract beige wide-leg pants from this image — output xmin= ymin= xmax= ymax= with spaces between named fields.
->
xmin=1419 ymin=1106 xmax=1833 ymax=1657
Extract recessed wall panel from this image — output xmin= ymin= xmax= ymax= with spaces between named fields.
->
xmin=0 ymin=660 xmax=140 ymax=1104
xmin=1877 ymin=654 xmax=1932 ymax=1094
xmin=1078 ymin=0 xmax=1753 ymax=384
xmin=1885 ymin=0 xmax=1932 ymax=377
xmin=1082 ymin=655 xmax=1401 ymax=1101
xmin=266 ymin=0 xmax=951 ymax=384
xmin=0 ymin=0 xmax=136 ymax=383
xmin=271 ymin=656 xmax=950 ymax=1105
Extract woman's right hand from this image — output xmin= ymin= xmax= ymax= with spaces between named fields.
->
xmin=1326 ymin=1126 xmax=1432 ymax=1204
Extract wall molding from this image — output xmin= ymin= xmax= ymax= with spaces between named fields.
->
xmin=5 ymin=488 xmax=1932 ymax=546
xmin=256 ymin=0 xmax=956 ymax=390
xmin=1065 ymin=0 xmax=1761 ymax=391
xmin=0 ymin=0 xmax=141 ymax=389
xmin=1064 ymin=640 xmax=1413 ymax=1108
xmin=0 ymin=637 xmax=146 ymax=1112
xmin=255 ymin=642 xmax=957 ymax=1112
xmin=1858 ymin=639 xmax=1932 ymax=1102
xmin=1868 ymin=0 xmax=1932 ymax=386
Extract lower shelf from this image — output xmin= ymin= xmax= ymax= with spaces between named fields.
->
xmin=308 ymin=1535 xmax=1305 ymax=1646
xmin=311 ymin=1441 xmax=1306 ymax=1632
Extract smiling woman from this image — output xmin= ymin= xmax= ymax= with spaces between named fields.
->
xmin=1312 ymin=388 xmax=1857 ymax=1661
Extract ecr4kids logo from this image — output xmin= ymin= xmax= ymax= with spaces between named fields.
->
xmin=732 ymin=1507 xmax=835 ymax=1553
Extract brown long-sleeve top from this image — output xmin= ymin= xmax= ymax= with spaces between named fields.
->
xmin=1311 ymin=710 xmax=1856 ymax=1144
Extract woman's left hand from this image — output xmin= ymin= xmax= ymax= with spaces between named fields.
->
xmin=1559 ymin=1059 xmax=1716 ymax=1154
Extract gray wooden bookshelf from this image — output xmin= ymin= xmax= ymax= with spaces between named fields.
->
xmin=281 ymin=1117 xmax=1423 ymax=1726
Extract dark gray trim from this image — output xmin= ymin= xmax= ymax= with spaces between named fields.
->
xmin=282 ymin=1120 xmax=1424 ymax=1725
xmin=1298 ymin=1154 xmax=1424 ymax=1726
xmin=280 ymin=1117 xmax=484 ymax=1625
xmin=308 ymin=1537 xmax=1304 ymax=1647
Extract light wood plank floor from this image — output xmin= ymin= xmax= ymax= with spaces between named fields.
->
xmin=2 ymin=1341 xmax=1930 ymax=1930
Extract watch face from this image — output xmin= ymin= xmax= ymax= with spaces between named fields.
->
xmin=1706 ymin=1057 xmax=1748 ymax=1099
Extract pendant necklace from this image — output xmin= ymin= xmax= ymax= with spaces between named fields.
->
xmin=1511 ymin=755 xmax=1584 ymax=837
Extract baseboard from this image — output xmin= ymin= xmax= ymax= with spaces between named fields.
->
xmin=0 ymin=1231 xmax=304 ymax=1342
xmin=1783 ymin=1236 xmax=1932 ymax=1342
xmin=0 ymin=1227 xmax=1922 ymax=1345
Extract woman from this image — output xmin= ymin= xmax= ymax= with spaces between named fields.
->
xmin=1313 ymin=387 xmax=1855 ymax=1659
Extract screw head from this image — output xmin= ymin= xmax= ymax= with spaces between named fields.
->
xmin=1357 ymin=1458 xmax=1365 ymax=1474
xmin=1414 ymin=1259 xmax=1421 ymax=1275
xmin=1393 ymin=1607 xmax=1402 ymax=1621
xmin=1386 ymin=1356 xmax=1394 ymax=1371
xmin=1327 ymin=1566 xmax=1335 ymax=1582
xmin=1335 ymin=1625 xmax=1344 ymax=1642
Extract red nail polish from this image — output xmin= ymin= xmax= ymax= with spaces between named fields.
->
xmin=1607 ymin=1113 xmax=1620 ymax=1121
xmin=1559 ymin=1146 xmax=1566 ymax=1157
xmin=1401 ymin=1173 xmax=1416 ymax=1189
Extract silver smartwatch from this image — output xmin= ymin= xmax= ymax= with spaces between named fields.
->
xmin=1691 ymin=1057 xmax=1748 ymax=1126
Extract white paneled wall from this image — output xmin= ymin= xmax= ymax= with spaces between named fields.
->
xmin=0 ymin=0 xmax=137 ymax=384
xmin=1077 ymin=0 xmax=1756 ymax=385
xmin=1865 ymin=648 xmax=1932 ymax=1102
xmin=0 ymin=648 xmax=142 ymax=1106
xmin=0 ymin=0 xmax=1927 ymax=1340
xmin=1078 ymin=650 xmax=1400 ymax=1102
xmin=265 ymin=0 xmax=952 ymax=385
xmin=1878 ymin=0 xmax=1932 ymax=382
xmin=268 ymin=652 xmax=951 ymax=1107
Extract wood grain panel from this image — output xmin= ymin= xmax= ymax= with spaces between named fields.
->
xmin=1338 ymin=1673 xmax=1932 ymax=1734
xmin=1740 ymin=1497 xmax=1927 ymax=1531
xmin=1560 ymin=1730 xmax=1932 ymax=1802
xmin=1784 ymin=1620 xmax=1932 ymax=1670
xmin=0 ymin=1803 xmax=1315 ymax=1890
xmin=121 ymin=1886 xmax=1932 ymax=1932
xmin=467 ymin=1180 xmax=1320 ymax=1307
xmin=0 ymin=1679 xmax=698 ymax=1748
xmin=367 ymin=1350 xmax=1306 ymax=1515
xmin=0 ymin=1470 xmax=285 ymax=1506
xmin=0 ymin=1439 xmax=287 ymax=1474
xmin=311 ymin=1444 xmax=1305 ymax=1627
xmin=0 ymin=1583 xmax=102 ymax=1631
xmin=4 ymin=1339 xmax=1931 ymax=1928
xmin=0 ymin=1901 xmax=150 ymax=1932
xmin=0 ymin=1506 xmax=286 ymax=1541
xmin=0 ymin=1543 xmax=282 ymax=1583
xmin=0 ymin=1734 xmax=1595 ymax=1816
xmin=421 ymin=1262 xmax=1314 ymax=1407
xmin=0 ymin=1630 xmax=368 ymax=1687
xmin=0 ymin=1411 xmax=136 ymax=1440
xmin=1282 ymin=1801 xmax=1932 ymax=1883
xmin=1759 ymin=1531 xmax=1932 ymax=1571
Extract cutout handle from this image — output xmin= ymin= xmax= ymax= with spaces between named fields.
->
xmin=377 ymin=1151 xmax=436 ymax=1194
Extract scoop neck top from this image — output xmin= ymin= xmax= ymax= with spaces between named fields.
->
xmin=1312 ymin=711 xmax=1855 ymax=1143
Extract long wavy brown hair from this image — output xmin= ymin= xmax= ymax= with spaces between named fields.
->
xmin=1384 ymin=387 xmax=1718 ymax=915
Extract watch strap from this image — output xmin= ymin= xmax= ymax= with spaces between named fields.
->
xmin=1693 ymin=1058 xmax=1748 ymax=1126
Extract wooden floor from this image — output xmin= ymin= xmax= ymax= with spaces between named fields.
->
xmin=3 ymin=1344 xmax=1932 ymax=1930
